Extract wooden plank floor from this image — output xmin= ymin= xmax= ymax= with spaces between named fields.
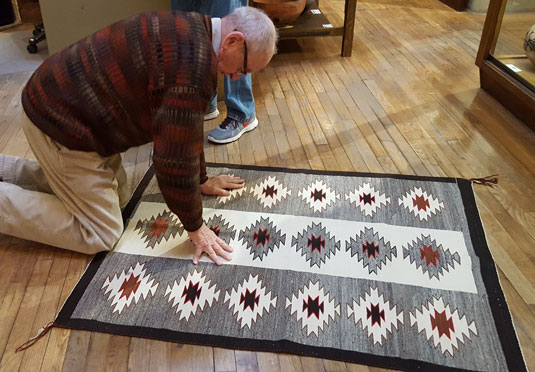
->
xmin=1 ymin=0 xmax=534 ymax=370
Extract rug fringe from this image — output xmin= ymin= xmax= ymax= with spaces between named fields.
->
xmin=15 ymin=321 xmax=55 ymax=352
xmin=469 ymin=174 xmax=498 ymax=187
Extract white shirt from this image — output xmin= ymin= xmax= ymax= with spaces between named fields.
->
xmin=211 ymin=18 xmax=222 ymax=57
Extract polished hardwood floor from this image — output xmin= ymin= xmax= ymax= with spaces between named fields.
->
xmin=0 ymin=0 xmax=534 ymax=370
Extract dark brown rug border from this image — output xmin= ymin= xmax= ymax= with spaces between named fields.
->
xmin=55 ymin=163 xmax=527 ymax=372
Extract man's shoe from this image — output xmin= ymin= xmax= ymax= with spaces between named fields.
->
xmin=207 ymin=117 xmax=258 ymax=144
xmin=204 ymin=108 xmax=220 ymax=121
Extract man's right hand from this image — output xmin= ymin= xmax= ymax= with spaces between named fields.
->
xmin=188 ymin=223 xmax=233 ymax=265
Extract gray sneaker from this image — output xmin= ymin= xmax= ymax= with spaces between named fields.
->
xmin=204 ymin=108 xmax=220 ymax=121
xmin=207 ymin=117 xmax=258 ymax=144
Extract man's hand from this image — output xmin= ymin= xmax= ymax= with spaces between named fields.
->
xmin=200 ymin=175 xmax=245 ymax=196
xmin=188 ymin=223 xmax=233 ymax=265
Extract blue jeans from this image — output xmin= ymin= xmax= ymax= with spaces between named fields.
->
xmin=171 ymin=0 xmax=255 ymax=122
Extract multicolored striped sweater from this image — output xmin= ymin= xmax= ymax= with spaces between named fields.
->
xmin=21 ymin=11 xmax=217 ymax=232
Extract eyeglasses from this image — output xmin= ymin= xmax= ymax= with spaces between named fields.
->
xmin=232 ymin=29 xmax=248 ymax=77
xmin=241 ymin=40 xmax=248 ymax=76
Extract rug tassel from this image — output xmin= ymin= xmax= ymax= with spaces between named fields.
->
xmin=469 ymin=174 xmax=498 ymax=187
xmin=15 ymin=321 xmax=55 ymax=352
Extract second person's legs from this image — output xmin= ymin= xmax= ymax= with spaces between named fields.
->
xmin=207 ymin=0 xmax=257 ymax=144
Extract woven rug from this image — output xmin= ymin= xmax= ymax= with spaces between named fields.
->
xmin=55 ymin=164 xmax=527 ymax=371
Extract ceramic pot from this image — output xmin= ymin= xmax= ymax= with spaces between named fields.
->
xmin=524 ymin=24 xmax=535 ymax=68
xmin=254 ymin=0 xmax=306 ymax=25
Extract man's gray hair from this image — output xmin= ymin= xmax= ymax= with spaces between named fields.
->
xmin=224 ymin=6 xmax=278 ymax=55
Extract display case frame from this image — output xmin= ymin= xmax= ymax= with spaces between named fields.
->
xmin=475 ymin=0 xmax=535 ymax=129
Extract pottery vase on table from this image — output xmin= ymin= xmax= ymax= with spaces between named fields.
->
xmin=253 ymin=0 xmax=306 ymax=25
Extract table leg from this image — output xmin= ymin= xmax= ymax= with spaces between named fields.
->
xmin=341 ymin=0 xmax=357 ymax=57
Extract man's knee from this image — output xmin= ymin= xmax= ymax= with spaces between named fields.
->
xmin=82 ymin=220 xmax=124 ymax=255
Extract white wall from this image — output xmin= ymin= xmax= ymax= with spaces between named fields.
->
xmin=468 ymin=0 xmax=535 ymax=13
xmin=40 ymin=0 xmax=171 ymax=54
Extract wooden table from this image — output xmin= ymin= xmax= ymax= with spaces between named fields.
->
xmin=257 ymin=0 xmax=357 ymax=57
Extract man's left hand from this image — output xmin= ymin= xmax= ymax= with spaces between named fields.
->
xmin=200 ymin=175 xmax=245 ymax=196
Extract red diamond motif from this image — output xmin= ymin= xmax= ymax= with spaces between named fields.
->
xmin=430 ymin=309 xmax=455 ymax=339
xmin=420 ymin=244 xmax=440 ymax=267
xmin=413 ymin=195 xmax=430 ymax=211
xmin=151 ymin=218 xmax=169 ymax=238
xmin=119 ymin=273 xmax=141 ymax=300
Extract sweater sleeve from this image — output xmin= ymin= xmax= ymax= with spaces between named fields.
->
xmin=199 ymin=150 xmax=208 ymax=184
xmin=151 ymin=84 xmax=207 ymax=232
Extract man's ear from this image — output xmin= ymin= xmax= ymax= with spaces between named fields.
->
xmin=221 ymin=31 xmax=245 ymax=50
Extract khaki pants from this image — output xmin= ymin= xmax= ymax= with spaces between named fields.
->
xmin=0 ymin=115 xmax=129 ymax=254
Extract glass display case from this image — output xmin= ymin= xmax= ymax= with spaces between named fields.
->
xmin=476 ymin=0 xmax=535 ymax=129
